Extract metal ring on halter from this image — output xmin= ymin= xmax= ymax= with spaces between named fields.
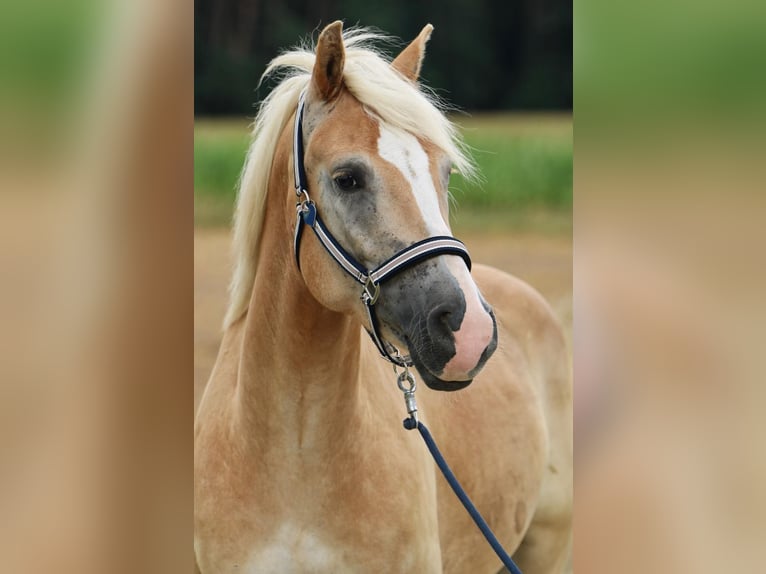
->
xmin=297 ymin=188 xmax=310 ymax=203
xmin=397 ymin=370 xmax=416 ymax=393
xmin=362 ymin=277 xmax=381 ymax=306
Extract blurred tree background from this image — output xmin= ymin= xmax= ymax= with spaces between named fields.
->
xmin=194 ymin=1 xmax=572 ymax=229
xmin=194 ymin=0 xmax=571 ymax=115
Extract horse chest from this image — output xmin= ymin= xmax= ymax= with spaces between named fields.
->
xmin=241 ymin=522 xmax=431 ymax=574
xmin=243 ymin=523 xmax=346 ymax=573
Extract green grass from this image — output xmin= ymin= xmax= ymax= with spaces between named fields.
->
xmin=194 ymin=113 xmax=572 ymax=230
xmin=452 ymin=114 xmax=572 ymax=210
xmin=194 ymin=120 xmax=251 ymax=197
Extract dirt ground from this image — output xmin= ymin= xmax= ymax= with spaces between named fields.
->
xmin=195 ymin=228 xmax=572 ymax=408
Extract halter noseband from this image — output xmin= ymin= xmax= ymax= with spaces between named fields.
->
xmin=292 ymin=90 xmax=472 ymax=367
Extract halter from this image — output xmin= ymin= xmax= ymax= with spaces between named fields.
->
xmin=292 ymin=90 xmax=472 ymax=367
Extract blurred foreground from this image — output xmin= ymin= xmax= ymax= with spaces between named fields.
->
xmin=1 ymin=0 xmax=193 ymax=572
xmin=574 ymin=0 xmax=766 ymax=569
xmin=574 ymin=158 xmax=766 ymax=573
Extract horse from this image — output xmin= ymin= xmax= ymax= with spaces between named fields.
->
xmin=195 ymin=21 xmax=572 ymax=574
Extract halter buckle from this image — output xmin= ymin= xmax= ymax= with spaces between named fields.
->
xmin=362 ymin=277 xmax=381 ymax=306
xmin=296 ymin=198 xmax=317 ymax=227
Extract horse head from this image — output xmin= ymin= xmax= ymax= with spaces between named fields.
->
xmin=292 ymin=22 xmax=497 ymax=391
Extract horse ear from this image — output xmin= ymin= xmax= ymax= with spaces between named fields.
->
xmin=391 ymin=24 xmax=434 ymax=82
xmin=311 ymin=21 xmax=346 ymax=102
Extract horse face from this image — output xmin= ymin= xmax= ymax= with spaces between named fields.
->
xmin=300 ymin=90 xmax=497 ymax=390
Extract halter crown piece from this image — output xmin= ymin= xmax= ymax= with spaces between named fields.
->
xmin=292 ymin=90 xmax=472 ymax=367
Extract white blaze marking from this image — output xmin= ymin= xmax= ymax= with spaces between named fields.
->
xmin=377 ymin=125 xmax=450 ymax=235
xmin=377 ymin=123 xmax=495 ymax=379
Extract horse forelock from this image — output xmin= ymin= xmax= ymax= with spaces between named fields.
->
xmin=224 ymin=27 xmax=476 ymax=328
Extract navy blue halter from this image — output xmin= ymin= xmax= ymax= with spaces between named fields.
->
xmin=291 ymin=90 xmax=472 ymax=367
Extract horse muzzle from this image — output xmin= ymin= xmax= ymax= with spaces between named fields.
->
xmin=409 ymin=308 xmax=498 ymax=391
xmin=383 ymin=269 xmax=498 ymax=391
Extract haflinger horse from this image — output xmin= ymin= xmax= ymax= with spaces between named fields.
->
xmin=195 ymin=21 xmax=572 ymax=574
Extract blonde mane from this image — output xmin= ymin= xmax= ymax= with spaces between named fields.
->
xmin=224 ymin=28 xmax=476 ymax=328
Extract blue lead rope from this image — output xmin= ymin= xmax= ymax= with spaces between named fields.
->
xmin=403 ymin=418 xmax=523 ymax=574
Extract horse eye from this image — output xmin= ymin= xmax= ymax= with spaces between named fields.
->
xmin=333 ymin=172 xmax=358 ymax=191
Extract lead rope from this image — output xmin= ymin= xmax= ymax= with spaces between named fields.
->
xmin=397 ymin=367 xmax=524 ymax=574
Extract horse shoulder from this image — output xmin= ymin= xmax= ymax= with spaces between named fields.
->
xmin=472 ymin=261 xmax=571 ymax=509
xmin=472 ymin=263 xmax=573 ymax=571
xmin=472 ymin=263 xmax=569 ymax=399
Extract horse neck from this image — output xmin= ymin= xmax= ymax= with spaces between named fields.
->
xmin=235 ymin=128 xmax=363 ymax=453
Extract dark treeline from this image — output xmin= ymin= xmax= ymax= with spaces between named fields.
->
xmin=195 ymin=0 xmax=571 ymax=116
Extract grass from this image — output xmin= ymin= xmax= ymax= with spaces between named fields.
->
xmin=194 ymin=113 xmax=572 ymax=231
xmin=194 ymin=120 xmax=251 ymax=199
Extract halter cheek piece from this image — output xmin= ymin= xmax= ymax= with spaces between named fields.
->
xmin=292 ymin=90 xmax=472 ymax=368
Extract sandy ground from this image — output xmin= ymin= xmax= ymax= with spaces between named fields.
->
xmin=195 ymin=228 xmax=572 ymax=409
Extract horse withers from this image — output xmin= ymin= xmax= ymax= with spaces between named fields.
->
xmin=195 ymin=21 xmax=572 ymax=574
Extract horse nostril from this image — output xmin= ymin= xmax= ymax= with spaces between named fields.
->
xmin=428 ymin=302 xmax=462 ymax=338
